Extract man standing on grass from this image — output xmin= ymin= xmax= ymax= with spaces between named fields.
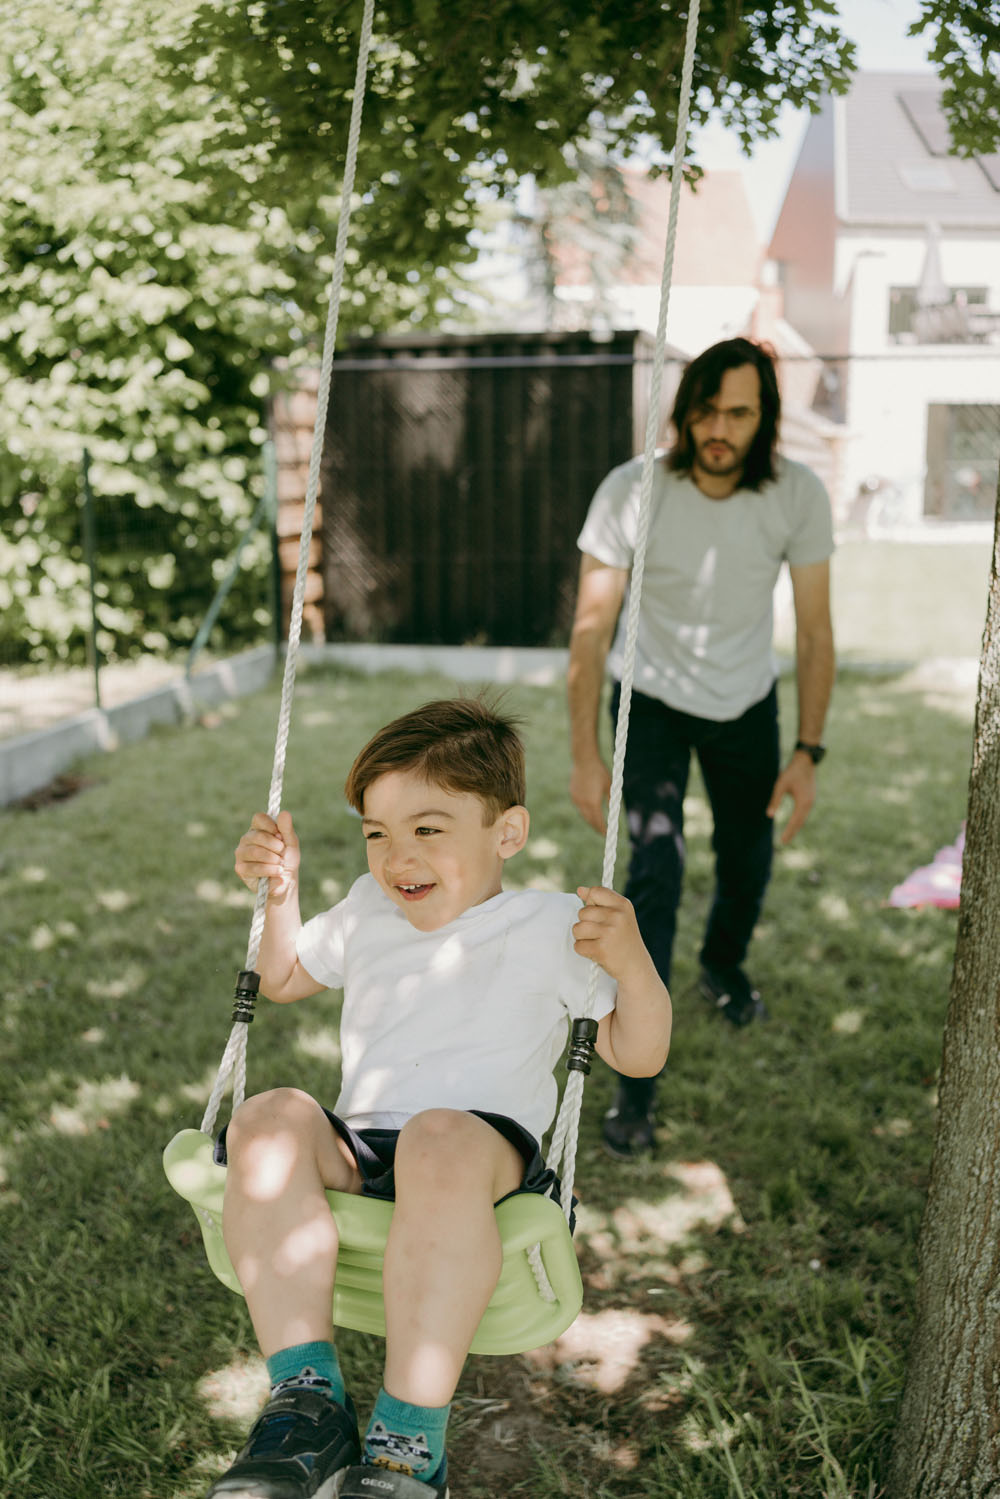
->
xmin=567 ymin=337 xmax=835 ymax=1160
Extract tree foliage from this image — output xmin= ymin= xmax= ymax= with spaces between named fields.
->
xmin=911 ymin=0 xmax=1000 ymax=155
xmin=0 ymin=0 xmax=303 ymax=663
xmin=174 ymin=0 xmax=857 ymax=276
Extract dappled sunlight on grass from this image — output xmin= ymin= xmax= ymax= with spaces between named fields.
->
xmin=21 ymin=864 xmax=48 ymax=883
xmin=683 ymin=795 xmax=713 ymax=836
xmin=832 ymin=1008 xmax=864 ymax=1035
xmin=578 ymin=1159 xmax=744 ymax=1263
xmin=0 ymin=1144 xmax=15 ymax=1196
xmin=678 ymin=1401 xmax=755 ymax=1457
xmin=85 ymin=963 xmax=147 ymax=999
xmin=780 ymin=844 xmax=816 ymax=871
xmin=196 ymin=1354 xmax=268 ymax=1424
xmin=573 ymin=1159 xmax=746 ymax=1308
xmin=196 ymin=878 xmax=256 ymax=908
xmin=881 ymin=782 xmax=924 ymax=805
xmin=186 ymin=821 xmax=209 ymax=837
xmin=857 ymin=698 xmax=902 ymax=719
xmin=30 ymin=920 xmax=79 ymax=949
xmin=818 ymin=892 xmax=852 ymax=923
xmin=320 ymin=877 xmax=344 ymax=902
xmin=526 ymin=836 xmax=561 ymax=860
xmin=528 ymin=1305 xmax=693 ymax=1393
xmin=296 ymin=1025 xmax=342 ymax=1064
xmin=96 ymin=888 xmax=136 ymax=911
xmin=180 ymin=1067 xmax=232 ymax=1109
xmin=887 ymin=659 xmax=979 ymax=722
xmin=48 ymin=1073 xmax=141 ymax=1135
xmin=873 ymin=1117 xmax=913 ymax=1138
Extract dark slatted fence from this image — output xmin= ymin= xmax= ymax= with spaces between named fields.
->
xmin=318 ymin=330 xmax=674 ymax=646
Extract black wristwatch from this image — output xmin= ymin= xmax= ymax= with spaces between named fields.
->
xmin=795 ymin=740 xmax=826 ymax=765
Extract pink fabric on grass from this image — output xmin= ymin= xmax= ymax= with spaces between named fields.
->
xmin=887 ymin=826 xmax=965 ymax=910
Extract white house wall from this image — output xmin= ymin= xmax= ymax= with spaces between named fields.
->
xmin=837 ymin=230 xmax=1000 ymax=523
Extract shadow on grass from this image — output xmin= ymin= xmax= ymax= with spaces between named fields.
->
xmin=0 ymin=664 xmax=973 ymax=1497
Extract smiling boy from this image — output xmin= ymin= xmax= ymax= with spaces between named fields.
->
xmin=207 ymin=697 xmax=670 ymax=1499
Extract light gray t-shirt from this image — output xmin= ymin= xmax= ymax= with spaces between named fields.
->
xmin=577 ymin=454 xmax=834 ymax=722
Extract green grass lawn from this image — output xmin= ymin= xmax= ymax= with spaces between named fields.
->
xmin=0 ymin=662 xmax=975 ymax=1497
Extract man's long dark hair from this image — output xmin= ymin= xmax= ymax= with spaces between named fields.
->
xmin=666 ymin=337 xmax=781 ymax=491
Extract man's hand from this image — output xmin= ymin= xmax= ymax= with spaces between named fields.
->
xmin=234 ymin=810 xmax=300 ymax=895
xmin=766 ymin=755 xmax=817 ymax=845
xmin=570 ymin=757 xmax=612 ymax=835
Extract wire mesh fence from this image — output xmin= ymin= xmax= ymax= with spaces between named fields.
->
xmin=1 ymin=444 xmax=280 ymax=740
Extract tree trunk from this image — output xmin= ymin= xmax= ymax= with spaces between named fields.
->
xmin=890 ymin=472 xmax=1000 ymax=1496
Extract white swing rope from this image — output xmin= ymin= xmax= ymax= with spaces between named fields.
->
xmin=546 ymin=0 xmax=702 ymax=1225
xmin=200 ymin=0 xmax=376 ymax=1139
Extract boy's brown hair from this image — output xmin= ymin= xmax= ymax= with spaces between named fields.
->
xmin=344 ymin=696 xmax=526 ymax=823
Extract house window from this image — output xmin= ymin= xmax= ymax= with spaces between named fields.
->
xmin=925 ymin=404 xmax=1000 ymax=521
xmin=889 ymin=286 xmax=991 ymax=344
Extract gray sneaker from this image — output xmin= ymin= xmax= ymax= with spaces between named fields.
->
xmin=699 ymin=965 xmax=768 ymax=1027
xmin=337 ymin=1463 xmax=449 ymax=1498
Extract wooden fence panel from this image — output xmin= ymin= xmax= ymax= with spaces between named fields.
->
xmin=318 ymin=331 xmax=657 ymax=646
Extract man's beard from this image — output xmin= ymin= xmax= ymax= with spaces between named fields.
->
xmin=694 ymin=438 xmax=746 ymax=476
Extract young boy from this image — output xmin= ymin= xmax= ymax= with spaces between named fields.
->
xmin=208 ymin=697 xmax=670 ymax=1499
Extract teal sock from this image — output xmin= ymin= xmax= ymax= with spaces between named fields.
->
xmin=266 ymin=1340 xmax=346 ymax=1406
xmin=364 ymin=1388 xmax=450 ymax=1484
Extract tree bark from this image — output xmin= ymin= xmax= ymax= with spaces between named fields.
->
xmin=890 ymin=471 xmax=1000 ymax=1497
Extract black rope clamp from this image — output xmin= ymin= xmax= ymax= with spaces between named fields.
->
xmin=566 ymin=1017 xmax=599 ymax=1075
xmin=232 ymin=969 xmax=260 ymax=1024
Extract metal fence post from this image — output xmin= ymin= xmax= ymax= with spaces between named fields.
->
xmin=80 ymin=448 xmax=102 ymax=711
xmin=263 ymin=439 xmax=283 ymax=647
xmin=186 ymin=446 xmax=281 ymax=678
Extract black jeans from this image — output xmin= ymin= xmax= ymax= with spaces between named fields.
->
xmin=610 ymin=682 xmax=780 ymax=1114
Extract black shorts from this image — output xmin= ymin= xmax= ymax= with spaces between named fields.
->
xmin=214 ymin=1105 xmax=572 ymax=1225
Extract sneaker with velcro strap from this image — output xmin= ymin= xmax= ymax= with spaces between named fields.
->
xmin=206 ymin=1386 xmax=360 ymax=1499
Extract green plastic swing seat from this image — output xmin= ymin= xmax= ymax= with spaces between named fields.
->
xmin=163 ymin=1128 xmax=583 ymax=1356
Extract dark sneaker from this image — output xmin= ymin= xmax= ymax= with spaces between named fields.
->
xmin=601 ymin=1101 xmax=656 ymax=1160
xmin=337 ymin=1463 xmax=449 ymax=1498
xmin=699 ymin=965 xmax=768 ymax=1028
xmin=206 ymin=1386 xmax=360 ymax=1499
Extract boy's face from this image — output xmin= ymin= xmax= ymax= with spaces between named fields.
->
xmin=360 ymin=768 xmax=528 ymax=932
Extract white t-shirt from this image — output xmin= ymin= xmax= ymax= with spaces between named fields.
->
xmin=296 ymin=874 xmax=618 ymax=1142
xmin=577 ymin=454 xmax=834 ymax=722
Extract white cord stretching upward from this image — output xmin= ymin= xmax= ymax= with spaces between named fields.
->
xmin=547 ymin=0 xmax=703 ymax=1222
xmin=201 ymin=0 xmax=376 ymax=1137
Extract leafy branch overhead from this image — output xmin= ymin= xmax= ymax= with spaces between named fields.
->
xmin=911 ymin=0 xmax=1000 ymax=155
xmin=173 ymin=0 xmax=858 ymax=273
